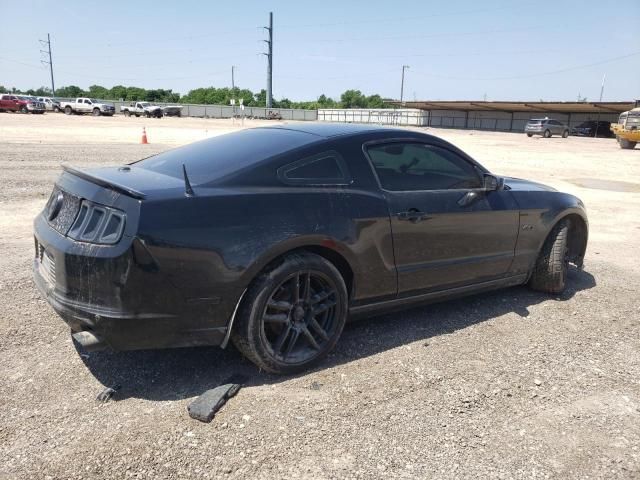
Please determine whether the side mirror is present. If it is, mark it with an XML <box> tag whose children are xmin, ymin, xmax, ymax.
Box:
<box><xmin>483</xmin><ymin>173</ymin><xmax>504</xmax><ymax>191</ymax></box>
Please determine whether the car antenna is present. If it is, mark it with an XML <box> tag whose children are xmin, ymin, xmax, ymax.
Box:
<box><xmin>182</xmin><ymin>164</ymin><xmax>195</xmax><ymax>197</ymax></box>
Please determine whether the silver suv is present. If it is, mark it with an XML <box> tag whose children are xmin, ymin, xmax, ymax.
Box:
<box><xmin>525</xmin><ymin>118</ymin><xmax>569</xmax><ymax>138</ymax></box>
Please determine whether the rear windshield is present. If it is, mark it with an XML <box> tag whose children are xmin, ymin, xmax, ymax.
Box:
<box><xmin>135</xmin><ymin>128</ymin><xmax>319</xmax><ymax>185</ymax></box>
<box><xmin>528</xmin><ymin>119</ymin><xmax>543</xmax><ymax>124</ymax></box>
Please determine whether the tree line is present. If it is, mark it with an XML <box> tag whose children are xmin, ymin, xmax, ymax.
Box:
<box><xmin>0</xmin><ymin>84</ymin><xmax>389</xmax><ymax>110</ymax></box>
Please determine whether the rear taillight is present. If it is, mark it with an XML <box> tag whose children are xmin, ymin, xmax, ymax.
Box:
<box><xmin>67</xmin><ymin>200</ymin><xmax>126</xmax><ymax>245</ymax></box>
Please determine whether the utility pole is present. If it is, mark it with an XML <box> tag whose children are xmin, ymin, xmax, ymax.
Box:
<box><xmin>262</xmin><ymin>12</ymin><xmax>273</xmax><ymax>109</ymax></box>
<box><xmin>231</xmin><ymin>65</ymin><xmax>236</xmax><ymax>90</ymax></box>
<box><xmin>400</xmin><ymin>65</ymin><xmax>409</xmax><ymax>104</ymax></box>
<box><xmin>594</xmin><ymin>74</ymin><xmax>606</xmax><ymax>138</ymax></box>
<box><xmin>39</xmin><ymin>33</ymin><xmax>55</xmax><ymax>96</ymax></box>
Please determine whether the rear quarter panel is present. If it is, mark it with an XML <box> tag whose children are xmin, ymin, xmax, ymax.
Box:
<box><xmin>137</xmin><ymin>186</ymin><xmax>397</xmax><ymax>323</ymax></box>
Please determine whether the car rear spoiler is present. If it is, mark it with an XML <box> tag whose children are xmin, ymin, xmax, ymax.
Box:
<box><xmin>62</xmin><ymin>165</ymin><xmax>146</xmax><ymax>200</ymax></box>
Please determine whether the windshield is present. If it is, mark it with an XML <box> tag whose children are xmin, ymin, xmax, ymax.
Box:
<box><xmin>135</xmin><ymin>128</ymin><xmax>319</xmax><ymax>186</ymax></box>
<box><xmin>139</xmin><ymin>102</ymin><xmax>149</xmax><ymax>107</ymax></box>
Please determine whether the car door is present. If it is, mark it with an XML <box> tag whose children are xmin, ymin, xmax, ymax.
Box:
<box><xmin>1</xmin><ymin>95</ymin><xmax>18</xmax><ymax>111</ymax></box>
<box><xmin>553</xmin><ymin>120</ymin><xmax>565</xmax><ymax>135</ymax></box>
<box><xmin>365</xmin><ymin>141</ymin><xmax>520</xmax><ymax>296</ymax></box>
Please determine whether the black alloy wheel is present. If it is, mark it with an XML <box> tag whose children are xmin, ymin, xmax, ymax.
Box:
<box><xmin>232</xmin><ymin>253</ymin><xmax>348</xmax><ymax>374</ymax></box>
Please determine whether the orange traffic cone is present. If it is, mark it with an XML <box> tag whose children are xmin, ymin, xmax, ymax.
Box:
<box><xmin>141</xmin><ymin>127</ymin><xmax>148</xmax><ymax>144</ymax></box>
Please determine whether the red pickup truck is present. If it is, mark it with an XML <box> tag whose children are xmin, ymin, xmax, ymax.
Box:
<box><xmin>0</xmin><ymin>94</ymin><xmax>46</xmax><ymax>113</ymax></box>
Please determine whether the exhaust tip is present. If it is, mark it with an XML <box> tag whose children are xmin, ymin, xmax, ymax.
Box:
<box><xmin>72</xmin><ymin>331</ymin><xmax>107</xmax><ymax>352</ymax></box>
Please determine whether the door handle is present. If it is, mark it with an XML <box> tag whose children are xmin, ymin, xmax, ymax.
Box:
<box><xmin>397</xmin><ymin>209</ymin><xmax>431</xmax><ymax>222</ymax></box>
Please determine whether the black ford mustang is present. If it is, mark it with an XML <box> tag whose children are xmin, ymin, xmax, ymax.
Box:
<box><xmin>33</xmin><ymin>123</ymin><xmax>588</xmax><ymax>374</ymax></box>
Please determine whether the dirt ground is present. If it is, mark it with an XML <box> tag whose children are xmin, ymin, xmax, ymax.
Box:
<box><xmin>1</xmin><ymin>113</ymin><xmax>639</xmax><ymax>479</ymax></box>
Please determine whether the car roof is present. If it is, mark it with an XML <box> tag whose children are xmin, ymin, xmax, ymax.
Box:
<box><xmin>257</xmin><ymin>122</ymin><xmax>398</xmax><ymax>138</ymax></box>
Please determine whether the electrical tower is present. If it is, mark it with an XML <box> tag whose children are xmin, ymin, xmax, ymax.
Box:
<box><xmin>39</xmin><ymin>33</ymin><xmax>55</xmax><ymax>96</ymax></box>
<box><xmin>262</xmin><ymin>12</ymin><xmax>273</xmax><ymax>108</ymax></box>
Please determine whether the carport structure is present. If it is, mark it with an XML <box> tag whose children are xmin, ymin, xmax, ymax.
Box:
<box><xmin>387</xmin><ymin>100</ymin><xmax>635</xmax><ymax>132</ymax></box>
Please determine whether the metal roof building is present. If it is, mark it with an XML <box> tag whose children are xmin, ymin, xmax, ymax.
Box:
<box><xmin>383</xmin><ymin>100</ymin><xmax>635</xmax><ymax>132</ymax></box>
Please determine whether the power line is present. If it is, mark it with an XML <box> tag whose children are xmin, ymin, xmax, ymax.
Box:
<box><xmin>409</xmin><ymin>50</ymin><xmax>640</xmax><ymax>81</ymax></box>
<box><xmin>276</xmin><ymin>4</ymin><xmax>525</xmax><ymax>29</ymax></box>
<box><xmin>277</xmin><ymin>25</ymin><xmax>547</xmax><ymax>45</ymax></box>
<box><xmin>302</xmin><ymin>46</ymin><xmax>612</xmax><ymax>60</ymax></box>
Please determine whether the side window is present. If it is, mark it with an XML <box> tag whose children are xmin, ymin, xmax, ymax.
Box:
<box><xmin>278</xmin><ymin>151</ymin><xmax>350</xmax><ymax>185</ymax></box>
<box><xmin>366</xmin><ymin>143</ymin><xmax>482</xmax><ymax>191</ymax></box>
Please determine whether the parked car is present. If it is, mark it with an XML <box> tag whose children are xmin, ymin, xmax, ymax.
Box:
<box><xmin>33</xmin><ymin>124</ymin><xmax>588</xmax><ymax>374</ymax></box>
<box><xmin>1</xmin><ymin>94</ymin><xmax>44</xmax><ymax>113</ymax></box>
<box><xmin>59</xmin><ymin>98</ymin><xmax>115</xmax><ymax>116</ymax></box>
<box><xmin>162</xmin><ymin>105</ymin><xmax>183</xmax><ymax>117</ymax></box>
<box><xmin>16</xmin><ymin>95</ymin><xmax>46</xmax><ymax>114</ymax></box>
<box><xmin>525</xmin><ymin>118</ymin><xmax>569</xmax><ymax>138</ymax></box>
<box><xmin>8</xmin><ymin>95</ymin><xmax>46</xmax><ymax>114</ymax></box>
<box><xmin>0</xmin><ymin>94</ymin><xmax>21</xmax><ymax>112</ymax></box>
<box><xmin>121</xmin><ymin>101</ymin><xmax>163</xmax><ymax>118</ymax></box>
<box><xmin>37</xmin><ymin>96</ymin><xmax>62</xmax><ymax>112</ymax></box>
<box><xmin>571</xmin><ymin>120</ymin><xmax>614</xmax><ymax>138</ymax></box>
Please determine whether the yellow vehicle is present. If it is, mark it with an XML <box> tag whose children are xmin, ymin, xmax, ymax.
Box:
<box><xmin>611</xmin><ymin>106</ymin><xmax>640</xmax><ymax>149</ymax></box>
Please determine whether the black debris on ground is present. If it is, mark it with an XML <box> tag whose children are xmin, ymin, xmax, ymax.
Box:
<box><xmin>187</xmin><ymin>383</ymin><xmax>242</xmax><ymax>423</ymax></box>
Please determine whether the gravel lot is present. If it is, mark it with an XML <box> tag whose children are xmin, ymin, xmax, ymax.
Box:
<box><xmin>1</xmin><ymin>113</ymin><xmax>639</xmax><ymax>479</ymax></box>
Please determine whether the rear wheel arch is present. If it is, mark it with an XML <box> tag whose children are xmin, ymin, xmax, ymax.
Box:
<box><xmin>245</xmin><ymin>244</ymin><xmax>355</xmax><ymax>300</ymax></box>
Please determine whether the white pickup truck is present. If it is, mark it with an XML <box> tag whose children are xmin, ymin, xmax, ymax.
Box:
<box><xmin>120</xmin><ymin>101</ymin><xmax>163</xmax><ymax>118</ymax></box>
<box><xmin>59</xmin><ymin>98</ymin><xmax>116</xmax><ymax>116</ymax></box>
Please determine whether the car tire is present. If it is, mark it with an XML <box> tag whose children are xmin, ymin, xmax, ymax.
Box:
<box><xmin>231</xmin><ymin>252</ymin><xmax>348</xmax><ymax>375</ymax></box>
<box><xmin>543</xmin><ymin>129</ymin><xmax>551</xmax><ymax>138</ymax></box>
<box><xmin>53</xmin><ymin>106</ymin><xmax>60</xmax><ymax>113</ymax></box>
<box><xmin>526</xmin><ymin>133</ymin><xmax>533</xmax><ymax>137</ymax></box>
<box><xmin>21</xmin><ymin>107</ymin><xmax>29</xmax><ymax>114</ymax></box>
<box><xmin>529</xmin><ymin>219</ymin><xmax>569</xmax><ymax>294</ymax></box>
<box><xmin>64</xmin><ymin>106</ymin><xmax>72</xmax><ymax>115</ymax></box>
<box><xmin>124</xmin><ymin>110</ymin><xmax>131</xmax><ymax>117</ymax></box>
<box><xmin>92</xmin><ymin>108</ymin><xmax>101</xmax><ymax>116</ymax></box>
<box><xmin>618</xmin><ymin>137</ymin><xmax>637</xmax><ymax>150</ymax></box>
<box><xmin>562</xmin><ymin>130</ymin><xmax>569</xmax><ymax>138</ymax></box>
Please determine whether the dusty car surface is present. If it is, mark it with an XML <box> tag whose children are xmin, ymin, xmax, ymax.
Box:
<box><xmin>33</xmin><ymin>123</ymin><xmax>588</xmax><ymax>374</ymax></box>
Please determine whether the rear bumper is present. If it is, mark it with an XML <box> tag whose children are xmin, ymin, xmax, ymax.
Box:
<box><xmin>33</xmin><ymin>261</ymin><xmax>198</xmax><ymax>350</ymax></box>
<box><xmin>33</xmin><ymin>211</ymin><xmax>229</xmax><ymax>351</ymax></box>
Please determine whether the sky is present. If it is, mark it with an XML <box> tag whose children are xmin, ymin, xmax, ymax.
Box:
<box><xmin>0</xmin><ymin>0</ymin><xmax>639</xmax><ymax>102</ymax></box>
